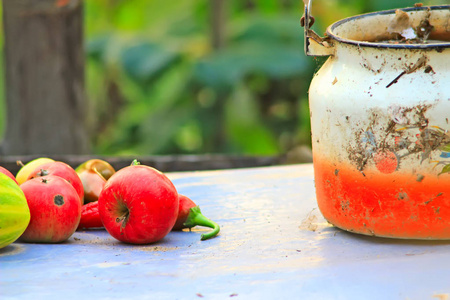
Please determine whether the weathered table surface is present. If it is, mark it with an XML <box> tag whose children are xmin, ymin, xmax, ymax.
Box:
<box><xmin>2</xmin><ymin>164</ymin><xmax>450</xmax><ymax>299</ymax></box>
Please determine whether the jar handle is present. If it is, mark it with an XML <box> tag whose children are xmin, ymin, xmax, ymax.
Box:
<box><xmin>301</xmin><ymin>0</ymin><xmax>334</xmax><ymax>56</ymax></box>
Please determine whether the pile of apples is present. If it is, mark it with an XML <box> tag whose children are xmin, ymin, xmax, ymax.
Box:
<box><xmin>0</xmin><ymin>158</ymin><xmax>219</xmax><ymax>249</ymax></box>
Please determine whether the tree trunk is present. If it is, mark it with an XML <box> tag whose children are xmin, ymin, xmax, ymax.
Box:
<box><xmin>211</xmin><ymin>0</ymin><xmax>226</xmax><ymax>50</ymax></box>
<box><xmin>1</xmin><ymin>0</ymin><xmax>89</xmax><ymax>155</ymax></box>
<box><xmin>210</xmin><ymin>0</ymin><xmax>228</xmax><ymax>151</ymax></box>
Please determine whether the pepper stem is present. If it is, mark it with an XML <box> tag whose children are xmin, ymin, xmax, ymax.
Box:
<box><xmin>131</xmin><ymin>159</ymin><xmax>140</xmax><ymax>166</ymax></box>
<box><xmin>183</xmin><ymin>206</ymin><xmax>220</xmax><ymax>241</ymax></box>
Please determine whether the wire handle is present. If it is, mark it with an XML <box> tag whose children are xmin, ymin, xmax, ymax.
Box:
<box><xmin>300</xmin><ymin>0</ymin><xmax>334</xmax><ymax>57</ymax></box>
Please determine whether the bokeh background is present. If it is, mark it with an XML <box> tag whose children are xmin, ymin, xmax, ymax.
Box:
<box><xmin>0</xmin><ymin>0</ymin><xmax>443</xmax><ymax>161</ymax></box>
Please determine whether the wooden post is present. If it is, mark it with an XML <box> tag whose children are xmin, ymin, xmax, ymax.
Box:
<box><xmin>1</xmin><ymin>0</ymin><xmax>89</xmax><ymax>155</ymax></box>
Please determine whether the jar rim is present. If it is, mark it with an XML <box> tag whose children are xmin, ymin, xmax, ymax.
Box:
<box><xmin>327</xmin><ymin>5</ymin><xmax>450</xmax><ymax>50</ymax></box>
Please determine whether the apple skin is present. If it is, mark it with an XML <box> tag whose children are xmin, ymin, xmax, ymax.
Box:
<box><xmin>75</xmin><ymin>159</ymin><xmax>115</xmax><ymax>203</ymax></box>
<box><xmin>98</xmin><ymin>165</ymin><xmax>179</xmax><ymax>244</ymax></box>
<box><xmin>27</xmin><ymin>161</ymin><xmax>84</xmax><ymax>205</ymax></box>
<box><xmin>16</xmin><ymin>157</ymin><xmax>54</xmax><ymax>185</ymax></box>
<box><xmin>0</xmin><ymin>166</ymin><xmax>19</xmax><ymax>185</ymax></box>
<box><xmin>19</xmin><ymin>175</ymin><xmax>81</xmax><ymax>243</ymax></box>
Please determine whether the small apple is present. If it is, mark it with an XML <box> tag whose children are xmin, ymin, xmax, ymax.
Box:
<box><xmin>0</xmin><ymin>173</ymin><xmax>30</xmax><ymax>249</ymax></box>
<box><xmin>0</xmin><ymin>166</ymin><xmax>19</xmax><ymax>185</ymax></box>
<box><xmin>16</xmin><ymin>157</ymin><xmax>54</xmax><ymax>185</ymax></box>
<box><xmin>19</xmin><ymin>175</ymin><xmax>81</xmax><ymax>243</ymax></box>
<box><xmin>98</xmin><ymin>161</ymin><xmax>178</xmax><ymax>244</ymax></box>
<box><xmin>27</xmin><ymin>161</ymin><xmax>84</xmax><ymax>205</ymax></box>
<box><xmin>75</xmin><ymin>159</ymin><xmax>115</xmax><ymax>203</ymax></box>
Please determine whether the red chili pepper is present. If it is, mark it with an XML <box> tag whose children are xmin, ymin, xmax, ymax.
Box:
<box><xmin>172</xmin><ymin>194</ymin><xmax>220</xmax><ymax>240</ymax></box>
<box><xmin>77</xmin><ymin>201</ymin><xmax>103</xmax><ymax>230</ymax></box>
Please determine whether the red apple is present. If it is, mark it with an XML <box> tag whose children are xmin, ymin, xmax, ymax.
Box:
<box><xmin>19</xmin><ymin>175</ymin><xmax>81</xmax><ymax>243</ymax></box>
<box><xmin>27</xmin><ymin>161</ymin><xmax>84</xmax><ymax>205</ymax></box>
<box><xmin>98</xmin><ymin>162</ymin><xmax>178</xmax><ymax>244</ymax></box>
<box><xmin>0</xmin><ymin>166</ymin><xmax>18</xmax><ymax>185</ymax></box>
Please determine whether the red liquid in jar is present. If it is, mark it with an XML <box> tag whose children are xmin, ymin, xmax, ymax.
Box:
<box><xmin>313</xmin><ymin>155</ymin><xmax>450</xmax><ymax>239</ymax></box>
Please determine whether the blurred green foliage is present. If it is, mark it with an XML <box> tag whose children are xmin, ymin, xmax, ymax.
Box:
<box><xmin>0</xmin><ymin>0</ymin><xmax>443</xmax><ymax>156</ymax></box>
<box><xmin>85</xmin><ymin>0</ymin><xmax>313</xmax><ymax>156</ymax></box>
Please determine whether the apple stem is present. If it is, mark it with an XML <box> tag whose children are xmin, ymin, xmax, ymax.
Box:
<box><xmin>116</xmin><ymin>211</ymin><xmax>129</xmax><ymax>229</ymax></box>
<box><xmin>16</xmin><ymin>160</ymin><xmax>25</xmax><ymax>167</ymax></box>
<box><xmin>183</xmin><ymin>206</ymin><xmax>220</xmax><ymax>241</ymax></box>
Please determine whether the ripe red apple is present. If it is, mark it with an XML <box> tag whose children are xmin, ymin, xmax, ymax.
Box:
<box><xmin>19</xmin><ymin>175</ymin><xmax>81</xmax><ymax>243</ymax></box>
<box><xmin>98</xmin><ymin>163</ymin><xmax>178</xmax><ymax>244</ymax></box>
<box><xmin>27</xmin><ymin>161</ymin><xmax>84</xmax><ymax>205</ymax></box>
<box><xmin>0</xmin><ymin>166</ymin><xmax>18</xmax><ymax>184</ymax></box>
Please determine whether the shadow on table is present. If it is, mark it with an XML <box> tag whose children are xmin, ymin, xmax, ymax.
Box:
<box><xmin>335</xmin><ymin>229</ymin><xmax>450</xmax><ymax>246</ymax></box>
<box><xmin>0</xmin><ymin>243</ymin><xmax>25</xmax><ymax>256</ymax></box>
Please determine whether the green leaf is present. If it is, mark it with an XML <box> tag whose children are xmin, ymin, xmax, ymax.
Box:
<box><xmin>120</xmin><ymin>43</ymin><xmax>180</xmax><ymax>84</ymax></box>
<box><xmin>140</xmin><ymin>103</ymin><xmax>197</xmax><ymax>154</ymax></box>
<box><xmin>232</xmin><ymin>16</ymin><xmax>303</xmax><ymax>46</ymax></box>
<box><xmin>194</xmin><ymin>42</ymin><xmax>309</xmax><ymax>91</ymax></box>
<box><xmin>86</xmin><ymin>34</ymin><xmax>112</xmax><ymax>63</ymax></box>
<box><xmin>224</xmin><ymin>85</ymin><xmax>279</xmax><ymax>155</ymax></box>
<box><xmin>439</xmin><ymin>164</ymin><xmax>450</xmax><ymax>175</ymax></box>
